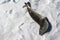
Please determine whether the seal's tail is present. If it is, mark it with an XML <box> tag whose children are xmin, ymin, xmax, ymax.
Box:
<box><xmin>23</xmin><ymin>2</ymin><xmax>31</xmax><ymax>8</ymax></box>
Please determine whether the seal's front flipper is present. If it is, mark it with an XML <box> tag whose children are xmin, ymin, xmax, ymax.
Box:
<box><xmin>39</xmin><ymin>17</ymin><xmax>52</xmax><ymax>35</ymax></box>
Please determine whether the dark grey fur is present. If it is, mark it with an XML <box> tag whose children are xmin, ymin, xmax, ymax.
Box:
<box><xmin>23</xmin><ymin>2</ymin><xmax>52</xmax><ymax>35</ymax></box>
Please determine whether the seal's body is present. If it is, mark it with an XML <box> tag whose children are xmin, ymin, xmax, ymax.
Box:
<box><xmin>23</xmin><ymin>2</ymin><xmax>52</xmax><ymax>35</ymax></box>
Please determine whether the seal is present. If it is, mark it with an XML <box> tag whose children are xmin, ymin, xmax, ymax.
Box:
<box><xmin>23</xmin><ymin>2</ymin><xmax>52</xmax><ymax>35</ymax></box>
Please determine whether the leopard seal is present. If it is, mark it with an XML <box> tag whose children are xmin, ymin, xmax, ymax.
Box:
<box><xmin>23</xmin><ymin>2</ymin><xmax>52</xmax><ymax>35</ymax></box>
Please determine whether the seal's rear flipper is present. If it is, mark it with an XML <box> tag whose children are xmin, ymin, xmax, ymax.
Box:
<box><xmin>23</xmin><ymin>2</ymin><xmax>31</xmax><ymax>8</ymax></box>
<box><xmin>27</xmin><ymin>2</ymin><xmax>31</xmax><ymax>7</ymax></box>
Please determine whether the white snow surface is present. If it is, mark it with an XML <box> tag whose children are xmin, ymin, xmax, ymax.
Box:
<box><xmin>0</xmin><ymin>0</ymin><xmax>59</xmax><ymax>40</ymax></box>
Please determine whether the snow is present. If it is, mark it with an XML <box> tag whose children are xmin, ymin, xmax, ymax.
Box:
<box><xmin>0</xmin><ymin>0</ymin><xmax>59</xmax><ymax>40</ymax></box>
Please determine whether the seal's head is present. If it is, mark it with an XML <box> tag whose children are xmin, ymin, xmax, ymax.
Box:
<box><xmin>39</xmin><ymin>17</ymin><xmax>52</xmax><ymax>35</ymax></box>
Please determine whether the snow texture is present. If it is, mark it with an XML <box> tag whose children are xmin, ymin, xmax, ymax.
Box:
<box><xmin>0</xmin><ymin>0</ymin><xmax>59</xmax><ymax>40</ymax></box>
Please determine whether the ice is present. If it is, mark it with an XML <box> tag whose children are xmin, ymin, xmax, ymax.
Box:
<box><xmin>0</xmin><ymin>0</ymin><xmax>59</xmax><ymax>40</ymax></box>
